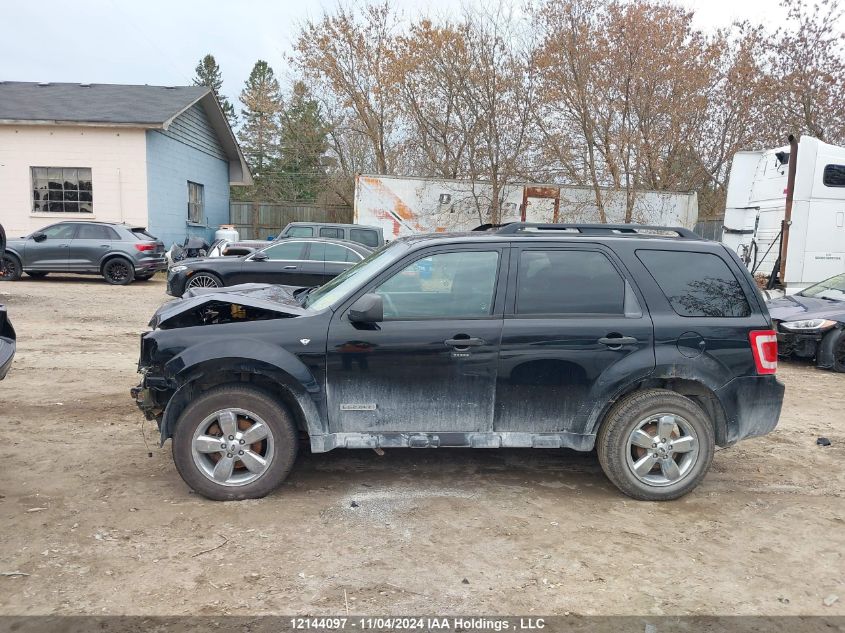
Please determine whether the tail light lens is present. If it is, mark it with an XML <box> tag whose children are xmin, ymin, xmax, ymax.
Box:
<box><xmin>749</xmin><ymin>330</ymin><xmax>778</xmax><ymax>374</ymax></box>
<box><xmin>134</xmin><ymin>243</ymin><xmax>155</xmax><ymax>252</ymax></box>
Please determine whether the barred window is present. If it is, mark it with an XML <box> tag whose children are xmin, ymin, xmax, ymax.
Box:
<box><xmin>31</xmin><ymin>167</ymin><xmax>93</xmax><ymax>213</ymax></box>
<box><xmin>188</xmin><ymin>181</ymin><xmax>204</xmax><ymax>224</ymax></box>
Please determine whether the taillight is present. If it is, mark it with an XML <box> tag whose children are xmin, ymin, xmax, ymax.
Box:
<box><xmin>134</xmin><ymin>243</ymin><xmax>155</xmax><ymax>252</ymax></box>
<box><xmin>749</xmin><ymin>330</ymin><xmax>778</xmax><ymax>374</ymax></box>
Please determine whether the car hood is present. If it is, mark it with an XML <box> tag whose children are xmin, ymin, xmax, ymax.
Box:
<box><xmin>149</xmin><ymin>283</ymin><xmax>307</xmax><ymax>328</ymax></box>
<box><xmin>766</xmin><ymin>294</ymin><xmax>845</xmax><ymax>323</ymax></box>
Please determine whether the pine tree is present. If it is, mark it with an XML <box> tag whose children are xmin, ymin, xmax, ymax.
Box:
<box><xmin>192</xmin><ymin>54</ymin><xmax>237</xmax><ymax>128</ymax></box>
<box><xmin>237</xmin><ymin>60</ymin><xmax>282</xmax><ymax>200</ymax></box>
<box><xmin>278</xmin><ymin>82</ymin><xmax>329</xmax><ymax>201</ymax></box>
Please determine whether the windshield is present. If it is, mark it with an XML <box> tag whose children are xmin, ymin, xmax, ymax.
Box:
<box><xmin>799</xmin><ymin>273</ymin><xmax>845</xmax><ymax>301</ymax></box>
<box><xmin>304</xmin><ymin>241</ymin><xmax>409</xmax><ymax>310</ymax></box>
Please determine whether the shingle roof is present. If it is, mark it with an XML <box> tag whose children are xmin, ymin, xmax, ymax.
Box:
<box><xmin>0</xmin><ymin>81</ymin><xmax>209</xmax><ymax>125</ymax></box>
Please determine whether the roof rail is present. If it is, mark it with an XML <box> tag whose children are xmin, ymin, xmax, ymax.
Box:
<box><xmin>496</xmin><ymin>222</ymin><xmax>700</xmax><ymax>239</ymax></box>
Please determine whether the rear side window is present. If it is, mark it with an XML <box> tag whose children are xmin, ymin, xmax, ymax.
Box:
<box><xmin>76</xmin><ymin>224</ymin><xmax>117</xmax><ymax>240</ymax></box>
<box><xmin>516</xmin><ymin>250</ymin><xmax>624</xmax><ymax>314</ymax></box>
<box><xmin>637</xmin><ymin>250</ymin><xmax>751</xmax><ymax>317</ymax></box>
<box><xmin>286</xmin><ymin>226</ymin><xmax>313</xmax><ymax>237</ymax></box>
<box><xmin>350</xmin><ymin>228</ymin><xmax>379</xmax><ymax>247</ymax></box>
<box><xmin>319</xmin><ymin>227</ymin><xmax>343</xmax><ymax>238</ymax></box>
<box><xmin>823</xmin><ymin>164</ymin><xmax>845</xmax><ymax>187</ymax></box>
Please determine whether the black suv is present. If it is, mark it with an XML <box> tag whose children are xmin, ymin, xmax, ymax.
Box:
<box><xmin>131</xmin><ymin>224</ymin><xmax>784</xmax><ymax>501</ymax></box>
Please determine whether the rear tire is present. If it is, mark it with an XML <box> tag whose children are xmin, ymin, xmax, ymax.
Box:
<box><xmin>596</xmin><ymin>389</ymin><xmax>715</xmax><ymax>501</ymax></box>
<box><xmin>25</xmin><ymin>271</ymin><xmax>48</xmax><ymax>278</ymax></box>
<box><xmin>102</xmin><ymin>258</ymin><xmax>135</xmax><ymax>285</ymax></box>
<box><xmin>171</xmin><ymin>384</ymin><xmax>298</xmax><ymax>501</ymax></box>
<box><xmin>0</xmin><ymin>255</ymin><xmax>22</xmax><ymax>281</ymax></box>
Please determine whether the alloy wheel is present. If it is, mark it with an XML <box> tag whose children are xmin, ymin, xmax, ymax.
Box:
<box><xmin>186</xmin><ymin>274</ymin><xmax>220</xmax><ymax>289</ymax></box>
<box><xmin>625</xmin><ymin>413</ymin><xmax>700</xmax><ymax>487</ymax></box>
<box><xmin>190</xmin><ymin>408</ymin><xmax>275</xmax><ymax>487</ymax></box>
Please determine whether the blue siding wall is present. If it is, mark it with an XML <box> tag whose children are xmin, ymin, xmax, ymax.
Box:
<box><xmin>145</xmin><ymin>103</ymin><xmax>230</xmax><ymax>247</ymax></box>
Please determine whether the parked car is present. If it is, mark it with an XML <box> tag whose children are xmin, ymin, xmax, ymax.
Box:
<box><xmin>767</xmin><ymin>272</ymin><xmax>845</xmax><ymax>372</ymax></box>
<box><xmin>278</xmin><ymin>222</ymin><xmax>384</xmax><ymax>249</ymax></box>
<box><xmin>166</xmin><ymin>237</ymin><xmax>373</xmax><ymax>296</ymax></box>
<box><xmin>131</xmin><ymin>223</ymin><xmax>784</xmax><ymax>502</ymax></box>
<box><xmin>0</xmin><ymin>222</ymin><xmax>15</xmax><ymax>380</ymax></box>
<box><xmin>2</xmin><ymin>221</ymin><xmax>167</xmax><ymax>285</ymax></box>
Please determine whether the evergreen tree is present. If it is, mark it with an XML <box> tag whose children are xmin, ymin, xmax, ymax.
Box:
<box><xmin>278</xmin><ymin>81</ymin><xmax>329</xmax><ymax>201</ymax></box>
<box><xmin>237</xmin><ymin>60</ymin><xmax>282</xmax><ymax>201</ymax></box>
<box><xmin>192</xmin><ymin>54</ymin><xmax>237</xmax><ymax>128</ymax></box>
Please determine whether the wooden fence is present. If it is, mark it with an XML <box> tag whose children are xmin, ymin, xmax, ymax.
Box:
<box><xmin>229</xmin><ymin>202</ymin><xmax>353</xmax><ymax>240</ymax></box>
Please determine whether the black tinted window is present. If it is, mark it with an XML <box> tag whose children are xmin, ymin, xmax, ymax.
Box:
<box><xmin>516</xmin><ymin>250</ymin><xmax>624</xmax><ymax>314</ymax></box>
<box><xmin>350</xmin><ymin>229</ymin><xmax>379</xmax><ymax>247</ymax></box>
<box><xmin>823</xmin><ymin>164</ymin><xmax>845</xmax><ymax>187</ymax></box>
<box><xmin>637</xmin><ymin>250</ymin><xmax>751</xmax><ymax>317</ymax></box>
<box><xmin>319</xmin><ymin>227</ymin><xmax>342</xmax><ymax>238</ymax></box>
<box><xmin>76</xmin><ymin>224</ymin><xmax>116</xmax><ymax>240</ymax></box>
<box><xmin>261</xmin><ymin>242</ymin><xmax>306</xmax><ymax>260</ymax></box>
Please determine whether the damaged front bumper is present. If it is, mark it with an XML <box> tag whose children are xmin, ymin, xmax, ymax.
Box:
<box><xmin>130</xmin><ymin>370</ymin><xmax>172</xmax><ymax>422</ymax></box>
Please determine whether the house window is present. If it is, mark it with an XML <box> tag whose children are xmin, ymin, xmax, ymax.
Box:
<box><xmin>31</xmin><ymin>167</ymin><xmax>93</xmax><ymax>213</ymax></box>
<box><xmin>188</xmin><ymin>181</ymin><xmax>204</xmax><ymax>224</ymax></box>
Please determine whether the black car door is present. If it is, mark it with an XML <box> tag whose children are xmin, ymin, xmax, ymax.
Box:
<box><xmin>235</xmin><ymin>241</ymin><xmax>312</xmax><ymax>286</ymax></box>
<box><xmin>495</xmin><ymin>244</ymin><xmax>655</xmax><ymax>435</ymax></box>
<box><xmin>325</xmin><ymin>245</ymin><xmax>508</xmax><ymax>434</ymax></box>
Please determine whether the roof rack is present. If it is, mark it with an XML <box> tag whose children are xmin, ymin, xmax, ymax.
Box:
<box><xmin>495</xmin><ymin>222</ymin><xmax>700</xmax><ymax>239</ymax></box>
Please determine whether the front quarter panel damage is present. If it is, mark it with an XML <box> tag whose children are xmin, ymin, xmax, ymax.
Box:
<box><xmin>133</xmin><ymin>285</ymin><xmax>331</xmax><ymax>445</ymax></box>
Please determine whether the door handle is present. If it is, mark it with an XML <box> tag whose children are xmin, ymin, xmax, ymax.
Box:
<box><xmin>445</xmin><ymin>337</ymin><xmax>485</xmax><ymax>348</ymax></box>
<box><xmin>283</xmin><ymin>265</ymin><xmax>298</xmax><ymax>270</ymax></box>
<box><xmin>598</xmin><ymin>335</ymin><xmax>638</xmax><ymax>347</ymax></box>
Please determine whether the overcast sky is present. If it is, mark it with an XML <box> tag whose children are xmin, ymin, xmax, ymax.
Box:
<box><xmin>0</xmin><ymin>0</ymin><xmax>815</xmax><ymax>111</ymax></box>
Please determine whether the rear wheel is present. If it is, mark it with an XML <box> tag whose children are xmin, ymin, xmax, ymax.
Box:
<box><xmin>185</xmin><ymin>272</ymin><xmax>222</xmax><ymax>290</ymax></box>
<box><xmin>25</xmin><ymin>271</ymin><xmax>48</xmax><ymax>278</ymax></box>
<box><xmin>171</xmin><ymin>385</ymin><xmax>298</xmax><ymax>501</ymax></box>
<box><xmin>0</xmin><ymin>255</ymin><xmax>22</xmax><ymax>281</ymax></box>
<box><xmin>102</xmin><ymin>258</ymin><xmax>135</xmax><ymax>285</ymax></box>
<box><xmin>597</xmin><ymin>389</ymin><xmax>715</xmax><ymax>501</ymax></box>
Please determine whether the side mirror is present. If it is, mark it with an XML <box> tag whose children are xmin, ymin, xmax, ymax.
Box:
<box><xmin>32</xmin><ymin>232</ymin><xmax>46</xmax><ymax>242</ymax></box>
<box><xmin>348</xmin><ymin>293</ymin><xmax>383</xmax><ymax>324</ymax></box>
<box><xmin>251</xmin><ymin>251</ymin><xmax>269</xmax><ymax>262</ymax></box>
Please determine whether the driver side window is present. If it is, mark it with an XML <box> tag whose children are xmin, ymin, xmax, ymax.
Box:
<box><xmin>374</xmin><ymin>250</ymin><xmax>499</xmax><ymax>319</ymax></box>
<box><xmin>41</xmin><ymin>224</ymin><xmax>77</xmax><ymax>239</ymax></box>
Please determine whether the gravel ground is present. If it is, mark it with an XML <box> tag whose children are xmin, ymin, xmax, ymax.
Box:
<box><xmin>0</xmin><ymin>274</ymin><xmax>843</xmax><ymax>616</ymax></box>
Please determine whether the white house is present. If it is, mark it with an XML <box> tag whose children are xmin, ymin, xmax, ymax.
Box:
<box><xmin>0</xmin><ymin>81</ymin><xmax>251</xmax><ymax>247</ymax></box>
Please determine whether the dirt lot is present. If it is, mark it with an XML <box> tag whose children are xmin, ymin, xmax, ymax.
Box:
<box><xmin>0</xmin><ymin>274</ymin><xmax>843</xmax><ymax>616</ymax></box>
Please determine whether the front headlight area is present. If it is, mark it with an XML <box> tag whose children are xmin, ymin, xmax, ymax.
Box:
<box><xmin>170</xmin><ymin>265</ymin><xmax>188</xmax><ymax>273</ymax></box>
<box><xmin>780</xmin><ymin>318</ymin><xmax>838</xmax><ymax>333</ymax></box>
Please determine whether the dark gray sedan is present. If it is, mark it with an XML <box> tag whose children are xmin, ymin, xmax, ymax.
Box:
<box><xmin>767</xmin><ymin>272</ymin><xmax>845</xmax><ymax>372</ymax></box>
<box><xmin>166</xmin><ymin>237</ymin><xmax>373</xmax><ymax>296</ymax></box>
<box><xmin>1</xmin><ymin>221</ymin><xmax>167</xmax><ymax>285</ymax></box>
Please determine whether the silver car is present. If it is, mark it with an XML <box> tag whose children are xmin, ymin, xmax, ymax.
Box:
<box><xmin>1</xmin><ymin>221</ymin><xmax>167</xmax><ymax>285</ymax></box>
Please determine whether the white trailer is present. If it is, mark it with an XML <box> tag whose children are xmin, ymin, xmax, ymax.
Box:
<box><xmin>722</xmin><ymin>135</ymin><xmax>845</xmax><ymax>294</ymax></box>
<box><xmin>354</xmin><ymin>175</ymin><xmax>699</xmax><ymax>240</ymax></box>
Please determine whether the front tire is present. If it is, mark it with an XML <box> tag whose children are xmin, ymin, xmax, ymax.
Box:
<box><xmin>171</xmin><ymin>385</ymin><xmax>298</xmax><ymax>501</ymax></box>
<box><xmin>596</xmin><ymin>389</ymin><xmax>715</xmax><ymax>501</ymax></box>
<box><xmin>1</xmin><ymin>255</ymin><xmax>22</xmax><ymax>281</ymax></box>
<box><xmin>102</xmin><ymin>258</ymin><xmax>135</xmax><ymax>285</ymax></box>
<box><xmin>822</xmin><ymin>328</ymin><xmax>845</xmax><ymax>373</ymax></box>
<box><xmin>185</xmin><ymin>272</ymin><xmax>222</xmax><ymax>290</ymax></box>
